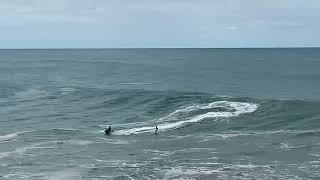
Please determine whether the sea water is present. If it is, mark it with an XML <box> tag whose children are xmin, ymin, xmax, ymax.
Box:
<box><xmin>0</xmin><ymin>48</ymin><xmax>320</xmax><ymax>179</ymax></box>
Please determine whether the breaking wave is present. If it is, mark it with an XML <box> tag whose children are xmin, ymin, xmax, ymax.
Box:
<box><xmin>0</xmin><ymin>133</ymin><xmax>18</xmax><ymax>143</ymax></box>
<box><xmin>113</xmin><ymin>101</ymin><xmax>258</xmax><ymax>135</ymax></box>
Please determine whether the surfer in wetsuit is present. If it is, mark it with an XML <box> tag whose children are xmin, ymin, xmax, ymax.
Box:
<box><xmin>155</xmin><ymin>126</ymin><xmax>158</xmax><ymax>135</ymax></box>
<box><xmin>105</xmin><ymin>126</ymin><xmax>112</xmax><ymax>135</ymax></box>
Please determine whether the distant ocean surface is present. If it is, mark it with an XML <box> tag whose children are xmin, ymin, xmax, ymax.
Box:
<box><xmin>0</xmin><ymin>48</ymin><xmax>320</xmax><ymax>180</ymax></box>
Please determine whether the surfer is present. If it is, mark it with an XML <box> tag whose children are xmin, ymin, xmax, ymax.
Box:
<box><xmin>105</xmin><ymin>126</ymin><xmax>112</xmax><ymax>135</ymax></box>
<box><xmin>155</xmin><ymin>126</ymin><xmax>158</xmax><ymax>135</ymax></box>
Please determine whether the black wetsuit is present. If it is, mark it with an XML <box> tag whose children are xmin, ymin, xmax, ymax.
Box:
<box><xmin>105</xmin><ymin>127</ymin><xmax>111</xmax><ymax>135</ymax></box>
<box><xmin>155</xmin><ymin>126</ymin><xmax>158</xmax><ymax>134</ymax></box>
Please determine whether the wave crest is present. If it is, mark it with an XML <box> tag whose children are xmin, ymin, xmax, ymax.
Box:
<box><xmin>113</xmin><ymin>101</ymin><xmax>258</xmax><ymax>135</ymax></box>
<box><xmin>0</xmin><ymin>133</ymin><xmax>18</xmax><ymax>142</ymax></box>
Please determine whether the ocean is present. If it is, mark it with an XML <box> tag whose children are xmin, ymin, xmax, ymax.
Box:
<box><xmin>0</xmin><ymin>48</ymin><xmax>320</xmax><ymax>179</ymax></box>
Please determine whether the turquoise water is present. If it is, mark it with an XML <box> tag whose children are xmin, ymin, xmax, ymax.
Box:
<box><xmin>0</xmin><ymin>48</ymin><xmax>320</xmax><ymax>179</ymax></box>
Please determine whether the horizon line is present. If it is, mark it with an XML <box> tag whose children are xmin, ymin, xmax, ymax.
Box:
<box><xmin>1</xmin><ymin>47</ymin><xmax>320</xmax><ymax>50</ymax></box>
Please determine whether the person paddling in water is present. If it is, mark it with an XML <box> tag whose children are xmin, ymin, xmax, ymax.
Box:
<box><xmin>105</xmin><ymin>126</ymin><xmax>112</xmax><ymax>135</ymax></box>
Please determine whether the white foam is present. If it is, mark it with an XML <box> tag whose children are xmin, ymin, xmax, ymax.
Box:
<box><xmin>0</xmin><ymin>133</ymin><xmax>18</xmax><ymax>142</ymax></box>
<box><xmin>163</xmin><ymin>166</ymin><xmax>220</xmax><ymax>179</ymax></box>
<box><xmin>14</xmin><ymin>89</ymin><xmax>48</xmax><ymax>100</ymax></box>
<box><xmin>59</xmin><ymin>87</ymin><xmax>76</xmax><ymax>92</ymax></box>
<box><xmin>0</xmin><ymin>141</ymin><xmax>56</xmax><ymax>159</ymax></box>
<box><xmin>114</xmin><ymin>126</ymin><xmax>156</xmax><ymax>135</ymax></box>
<box><xmin>279</xmin><ymin>142</ymin><xmax>306</xmax><ymax>150</ymax></box>
<box><xmin>47</xmin><ymin>169</ymin><xmax>82</xmax><ymax>180</ymax></box>
<box><xmin>310</xmin><ymin>153</ymin><xmax>320</xmax><ymax>157</ymax></box>
<box><xmin>113</xmin><ymin>101</ymin><xmax>258</xmax><ymax>135</ymax></box>
<box><xmin>59</xmin><ymin>87</ymin><xmax>77</xmax><ymax>95</ymax></box>
<box><xmin>67</xmin><ymin>140</ymin><xmax>93</xmax><ymax>146</ymax></box>
<box><xmin>0</xmin><ymin>149</ymin><xmax>25</xmax><ymax>160</ymax></box>
<box><xmin>144</xmin><ymin>149</ymin><xmax>176</xmax><ymax>156</ymax></box>
<box><xmin>234</xmin><ymin>164</ymin><xmax>264</xmax><ymax>169</ymax></box>
<box><xmin>3</xmin><ymin>172</ymin><xmax>32</xmax><ymax>179</ymax></box>
<box><xmin>0</xmin><ymin>152</ymin><xmax>10</xmax><ymax>159</ymax></box>
<box><xmin>280</xmin><ymin>143</ymin><xmax>290</xmax><ymax>149</ymax></box>
<box><xmin>198</xmin><ymin>132</ymin><xmax>252</xmax><ymax>141</ymax></box>
<box><xmin>119</xmin><ymin>82</ymin><xmax>152</xmax><ymax>85</ymax></box>
<box><xmin>109</xmin><ymin>139</ymin><xmax>131</xmax><ymax>144</ymax></box>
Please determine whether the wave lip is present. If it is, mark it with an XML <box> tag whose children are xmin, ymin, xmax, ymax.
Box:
<box><xmin>0</xmin><ymin>133</ymin><xmax>18</xmax><ymax>142</ymax></box>
<box><xmin>113</xmin><ymin>101</ymin><xmax>259</xmax><ymax>135</ymax></box>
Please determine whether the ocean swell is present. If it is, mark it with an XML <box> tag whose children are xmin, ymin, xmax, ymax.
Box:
<box><xmin>113</xmin><ymin>101</ymin><xmax>258</xmax><ymax>135</ymax></box>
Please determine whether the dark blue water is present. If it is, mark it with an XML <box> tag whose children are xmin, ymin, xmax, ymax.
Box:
<box><xmin>0</xmin><ymin>48</ymin><xmax>320</xmax><ymax>179</ymax></box>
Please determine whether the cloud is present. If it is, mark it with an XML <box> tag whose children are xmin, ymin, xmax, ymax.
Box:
<box><xmin>0</xmin><ymin>0</ymin><xmax>319</xmax><ymax>48</ymax></box>
<box><xmin>226</xmin><ymin>26</ymin><xmax>238</xmax><ymax>31</ymax></box>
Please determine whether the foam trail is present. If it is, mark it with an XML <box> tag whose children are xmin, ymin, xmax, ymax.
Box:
<box><xmin>0</xmin><ymin>133</ymin><xmax>18</xmax><ymax>142</ymax></box>
<box><xmin>113</xmin><ymin>101</ymin><xmax>258</xmax><ymax>135</ymax></box>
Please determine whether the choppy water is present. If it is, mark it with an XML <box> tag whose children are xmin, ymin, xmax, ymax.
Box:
<box><xmin>1</xmin><ymin>48</ymin><xmax>320</xmax><ymax>179</ymax></box>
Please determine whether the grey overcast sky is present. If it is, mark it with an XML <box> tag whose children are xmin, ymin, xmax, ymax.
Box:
<box><xmin>0</xmin><ymin>0</ymin><xmax>319</xmax><ymax>48</ymax></box>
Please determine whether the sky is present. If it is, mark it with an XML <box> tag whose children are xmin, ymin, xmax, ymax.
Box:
<box><xmin>0</xmin><ymin>0</ymin><xmax>320</xmax><ymax>48</ymax></box>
